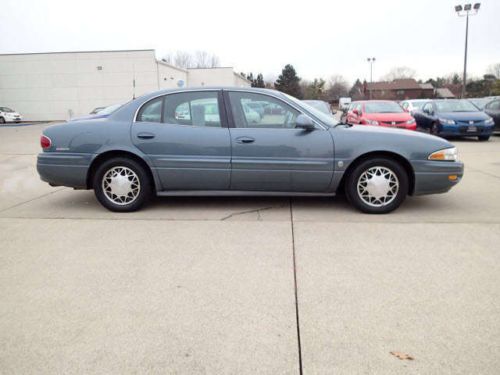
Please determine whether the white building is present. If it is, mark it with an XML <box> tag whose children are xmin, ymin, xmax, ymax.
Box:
<box><xmin>0</xmin><ymin>49</ymin><xmax>249</xmax><ymax>121</ymax></box>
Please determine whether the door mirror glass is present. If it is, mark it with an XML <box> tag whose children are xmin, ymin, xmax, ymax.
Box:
<box><xmin>295</xmin><ymin>114</ymin><xmax>315</xmax><ymax>130</ymax></box>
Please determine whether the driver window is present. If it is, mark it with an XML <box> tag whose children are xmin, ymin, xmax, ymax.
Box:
<box><xmin>423</xmin><ymin>103</ymin><xmax>432</xmax><ymax>113</ymax></box>
<box><xmin>228</xmin><ymin>92</ymin><xmax>299</xmax><ymax>129</ymax></box>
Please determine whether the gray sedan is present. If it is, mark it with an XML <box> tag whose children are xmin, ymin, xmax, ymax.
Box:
<box><xmin>37</xmin><ymin>88</ymin><xmax>464</xmax><ymax>214</ymax></box>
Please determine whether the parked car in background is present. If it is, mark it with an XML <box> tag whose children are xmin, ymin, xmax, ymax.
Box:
<box><xmin>339</xmin><ymin>97</ymin><xmax>351</xmax><ymax>111</ymax></box>
<box><xmin>468</xmin><ymin>97</ymin><xmax>491</xmax><ymax>111</ymax></box>
<box><xmin>483</xmin><ymin>98</ymin><xmax>500</xmax><ymax>133</ymax></box>
<box><xmin>345</xmin><ymin>100</ymin><xmax>417</xmax><ymax>130</ymax></box>
<box><xmin>0</xmin><ymin>107</ymin><xmax>22</xmax><ymax>124</ymax></box>
<box><xmin>70</xmin><ymin>104</ymin><xmax>123</xmax><ymax>122</ymax></box>
<box><xmin>302</xmin><ymin>100</ymin><xmax>335</xmax><ymax>116</ymax></box>
<box><xmin>413</xmin><ymin>99</ymin><xmax>495</xmax><ymax>141</ymax></box>
<box><xmin>400</xmin><ymin>99</ymin><xmax>428</xmax><ymax>115</ymax></box>
<box><xmin>37</xmin><ymin>87</ymin><xmax>463</xmax><ymax>215</ymax></box>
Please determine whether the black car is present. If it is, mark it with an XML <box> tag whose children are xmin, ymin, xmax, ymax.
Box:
<box><xmin>483</xmin><ymin>98</ymin><xmax>500</xmax><ymax>133</ymax></box>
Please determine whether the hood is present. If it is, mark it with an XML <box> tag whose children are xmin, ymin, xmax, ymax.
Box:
<box><xmin>364</xmin><ymin>112</ymin><xmax>413</xmax><ymax>121</ymax></box>
<box><xmin>437</xmin><ymin>111</ymin><xmax>490</xmax><ymax>121</ymax></box>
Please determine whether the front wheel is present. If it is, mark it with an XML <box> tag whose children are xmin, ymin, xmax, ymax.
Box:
<box><xmin>478</xmin><ymin>135</ymin><xmax>490</xmax><ymax>141</ymax></box>
<box><xmin>345</xmin><ymin>158</ymin><xmax>409</xmax><ymax>214</ymax></box>
<box><xmin>430</xmin><ymin>122</ymin><xmax>440</xmax><ymax>136</ymax></box>
<box><xmin>93</xmin><ymin>157</ymin><xmax>152</xmax><ymax>212</ymax></box>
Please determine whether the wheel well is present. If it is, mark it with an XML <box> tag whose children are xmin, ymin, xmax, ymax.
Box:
<box><xmin>86</xmin><ymin>150</ymin><xmax>156</xmax><ymax>191</ymax></box>
<box><xmin>339</xmin><ymin>151</ymin><xmax>415</xmax><ymax>195</ymax></box>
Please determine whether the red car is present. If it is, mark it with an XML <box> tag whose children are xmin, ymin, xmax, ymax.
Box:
<box><xmin>345</xmin><ymin>100</ymin><xmax>417</xmax><ymax>130</ymax></box>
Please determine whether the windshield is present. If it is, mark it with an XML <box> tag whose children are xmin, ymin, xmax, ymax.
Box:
<box><xmin>468</xmin><ymin>98</ymin><xmax>489</xmax><ymax>110</ymax></box>
<box><xmin>411</xmin><ymin>101</ymin><xmax>425</xmax><ymax>109</ymax></box>
<box><xmin>435</xmin><ymin>100</ymin><xmax>479</xmax><ymax>112</ymax></box>
<box><xmin>99</xmin><ymin>104</ymin><xmax>122</xmax><ymax>115</ymax></box>
<box><xmin>284</xmin><ymin>94</ymin><xmax>338</xmax><ymax>127</ymax></box>
<box><xmin>0</xmin><ymin>107</ymin><xmax>14</xmax><ymax>112</ymax></box>
<box><xmin>302</xmin><ymin>100</ymin><xmax>331</xmax><ymax>115</ymax></box>
<box><xmin>365</xmin><ymin>102</ymin><xmax>404</xmax><ymax>113</ymax></box>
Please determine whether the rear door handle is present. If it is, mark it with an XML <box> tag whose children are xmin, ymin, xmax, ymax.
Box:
<box><xmin>236</xmin><ymin>136</ymin><xmax>255</xmax><ymax>144</ymax></box>
<box><xmin>137</xmin><ymin>132</ymin><xmax>155</xmax><ymax>140</ymax></box>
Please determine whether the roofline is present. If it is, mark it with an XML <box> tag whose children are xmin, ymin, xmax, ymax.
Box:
<box><xmin>156</xmin><ymin>60</ymin><xmax>188</xmax><ymax>73</ymax></box>
<box><xmin>0</xmin><ymin>49</ymin><xmax>156</xmax><ymax>56</ymax></box>
<box><xmin>233</xmin><ymin>71</ymin><xmax>251</xmax><ymax>83</ymax></box>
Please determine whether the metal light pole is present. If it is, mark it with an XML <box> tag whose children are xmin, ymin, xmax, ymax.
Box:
<box><xmin>455</xmin><ymin>3</ymin><xmax>481</xmax><ymax>98</ymax></box>
<box><xmin>367</xmin><ymin>57</ymin><xmax>376</xmax><ymax>99</ymax></box>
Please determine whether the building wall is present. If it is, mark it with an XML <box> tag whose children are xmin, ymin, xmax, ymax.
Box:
<box><xmin>0</xmin><ymin>50</ymin><xmax>250</xmax><ymax>121</ymax></box>
<box><xmin>187</xmin><ymin>68</ymin><xmax>250</xmax><ymax>88</ymax></box>
<box><xmin>0</xmin><ymin>50</ymin><xmax>160</xmax><ymax>121</ymax></box>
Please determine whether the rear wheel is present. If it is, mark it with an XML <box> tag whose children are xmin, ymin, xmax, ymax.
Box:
<box><xmin>345</xmin><ymin>158</ymin><xmax>409</xmax><ymax>214</ymax></box>
<box><xmin>478</xmin><ymin>135</ymin><xmax>490</xmax><ymax>141</ymax></box>
<box><xmin>0</xmin><ymin>117</ymin><xmax>5</xmax><ymax>124</ymax></box>
<box><xmin>93</xmin><ymin>157</ymin><xmax>152</xmax><ymax>212</ymax></box>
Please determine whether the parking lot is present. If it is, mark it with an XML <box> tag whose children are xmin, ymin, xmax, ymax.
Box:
<box><xmin>1</xmin><ymin>123</ymin><xmax>499</xmax><ymax>374</ymax></box>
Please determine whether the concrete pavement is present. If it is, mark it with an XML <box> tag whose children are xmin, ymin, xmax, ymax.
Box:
<box><xmin>0</xmin><ymin>123</ymin><xmax>499</xmax><ymax>374</ymax></box>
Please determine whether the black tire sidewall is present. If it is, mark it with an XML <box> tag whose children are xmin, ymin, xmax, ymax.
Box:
<box><xmin>93</xmin><ymin>157</ymin><xmax>151</xmax><ymax>212</ymax></box>
<box><xmin>346</xmin><ymin>158</ymin><xmax>409</xmax><ymax>214</ymax></box>
<box><xmin>478</xmin><ymin>135</ymin><xmax>490</xmax><ymax>141</ymax></box>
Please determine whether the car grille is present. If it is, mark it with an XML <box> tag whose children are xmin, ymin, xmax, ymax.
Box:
<box><xmin>381</xmin><ymin>121</ymin><xmax>406</xmax><ymax>126</ymax></box>
<box><xmin>456</xmin><ymin>120</ymin><xmax>483</xmax><ymax>126</ymax></box>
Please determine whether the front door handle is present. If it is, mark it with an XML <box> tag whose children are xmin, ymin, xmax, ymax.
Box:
<box><xmin>236</xmin><ymin>136</ymin><xmax>255</xmax><ymax>144</ymax></box>
<box><xmin>137</xmin><ymin>132</ymin><xmax>155</xmax><ymax>140</ymax></box>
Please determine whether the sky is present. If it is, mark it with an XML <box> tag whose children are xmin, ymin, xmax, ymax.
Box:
<box><xmin>1</xmin><ymin>0</ymin><xmax>499</xmax><ymax>86</ymax></box>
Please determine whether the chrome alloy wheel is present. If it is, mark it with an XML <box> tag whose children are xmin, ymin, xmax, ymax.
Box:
<box><xmin>102</xmin><ymin>166</ymin><xmax>141</xmax><ymax>205</ymax></box>
<box><xmin>357</xmin><ymin>166</ymin><xmax>399</xmax><ymax>207</ymax></box>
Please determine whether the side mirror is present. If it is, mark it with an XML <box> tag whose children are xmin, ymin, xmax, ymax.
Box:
<box><xmin>295</xmin><ymin>114</ymin><xmax>315</xmax><ymax>131</ymax></box>
<box><xmin>353</xmin><ymin>109</ymin><xmax>360</xmax><ymax>115</ymax></box>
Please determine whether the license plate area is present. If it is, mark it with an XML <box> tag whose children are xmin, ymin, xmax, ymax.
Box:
<box><xmin>467</xmin><ymin>125</ymin><xmax>477</xmax><ymax>132</ymax></box>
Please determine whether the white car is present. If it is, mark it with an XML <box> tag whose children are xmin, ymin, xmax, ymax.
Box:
<box><xmin>400</xmin><ymin>99</ymin><xmax>428</xmax><ymax>115</ymax></box>
<box><xmin>0</xmin><ymin>107</ymin><xmax>23</xmax><ymax>124</ymax></box>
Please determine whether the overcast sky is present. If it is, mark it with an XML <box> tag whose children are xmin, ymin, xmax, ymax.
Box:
<box><xmin>1</xmin><ymin>0</ymin><xmax>499</xmax><ymax>85</ymax></box>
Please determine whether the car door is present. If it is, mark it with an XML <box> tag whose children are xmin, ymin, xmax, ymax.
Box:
<box><xmin>225</xmin><ymin>90</ymin><xmax>334</xmax><ymax>192</ymax></box>
<box><xmin>418</xmin><ymin>102</ymin><xmax>434</xmax><ymax>130</ymax></box>
<box><xmin>131</xmin><ymin>90</ymin><xmax>231</xmax><ymax>191</ymax></box>
<box><xmin>484</xmin><ymin>100</ymin><xmax>500</xmax><ymax>127</ymax></box>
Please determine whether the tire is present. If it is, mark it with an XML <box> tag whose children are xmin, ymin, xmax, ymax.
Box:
<box><xmin>478</xmin><ymin>135</ymin><xmax>490</xmax><ymax>141</ymax></box>
<box><xmin>430</xmin><ymin>122</ymin><xmax>439</xmax><ymax>136</ymax></box>
<box><xmin>0</xmin><ymin>117</ymin><xmax>5</xmax><ymax>124</ymax></box>
<box><xmin>345</xmin><ymin>158</ymin><xmax>409</xmax><ymax>214</ymax></box>
<box><xmin>93</xmin><ymin>157</ymin><xmax>152</xmax><ymax>212</ymax></box>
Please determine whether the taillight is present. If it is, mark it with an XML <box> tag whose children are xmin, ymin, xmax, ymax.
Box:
<box><xmin>40</xmin><ymin>135</ymin><xmax>51</xmax><ymax>149</ymax></box>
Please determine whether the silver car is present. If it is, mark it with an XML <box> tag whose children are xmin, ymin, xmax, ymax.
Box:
<box><xmin>37</xmin><ymin>87</ymin><xmax>464</xmax><ymax>214</ymax></box>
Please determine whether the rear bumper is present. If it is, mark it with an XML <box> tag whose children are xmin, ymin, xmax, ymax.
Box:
<box><xmin>37</xmin><ymin>153</ymin><xmax>93</xmax><ymax>188</ymax></box>
<box><xmin>411</xmin><ymin>160</ymin><xmax>464</xmax><ymax>195</ymax></box>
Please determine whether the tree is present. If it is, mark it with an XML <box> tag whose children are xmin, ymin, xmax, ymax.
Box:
<box><xmin>382</xmin><ymin>66</ymin><xmax>416</xmax><ymax>81</ymax></box>
<box><xmin>349</xmin><ymin>79</ymin><xmax>364</xmax><ymax>99</ymax></box>
<box><xmin>274</xmin><ymin>64</ymin><xmax>302</xmax><ymax>98</ymax></box>
<box><xmin>243</xmin><ymin>72</ymin><xmax>266</xmax><ymax>88</ymax></box>
<box><xmin>327</xmin><ymin>75</ymin><xmax>349</xmax><ymax>100</ymax></box>
<box><xmin>487</xmin><ymin>63</ymin><xmax>500</xmax><ymax>79</ymax></box>
<box><xmin>302</xmin><ymin>78</ymin><xmax>326</xmax><ymax>99</ymax></box>
<box><xmin>161</xmin><ymin>50</ymin><xmax>220</xmax><ymax>69</ymax></box>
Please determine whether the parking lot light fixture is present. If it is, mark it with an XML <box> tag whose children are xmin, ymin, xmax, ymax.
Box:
<box><xmin>367</xmin><ymin>57</ymin><xmax>376</xmax><ymax>99</ymax></box>
<box><xmin>455</xmin><ymin>3</ymin><xmax>481</xmax><ymax>98</ymax></box>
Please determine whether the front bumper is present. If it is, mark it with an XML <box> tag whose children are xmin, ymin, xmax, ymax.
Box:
<box><xmin>37</xmin><ymin>152</ymin><xmax>93</xmax><ymax>188</ymax></box>
<box><xmin>411</xmin><ymin>160</ymin><xmax>464</xmax><ymax>195</ymax></box>
<box><xmin>438</xmin><ymin>123</ymin><xmax>494</xmax><ymax>137</ymax></box>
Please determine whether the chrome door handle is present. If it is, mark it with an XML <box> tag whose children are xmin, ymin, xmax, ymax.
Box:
<box><xmin>236</xmin><ymin>137</ymin><xmax>255</xmax><ymax>144</ymax></box>
<box><xmin>137</xmin><ymin>132</ymin><xmax>155</xmax><ymax>140</ymax></box>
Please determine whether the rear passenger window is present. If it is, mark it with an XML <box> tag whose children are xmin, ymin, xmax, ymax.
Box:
<box><xmin>137</xmin><ymin>97</ymin><xmax>162</xmax><ymax>123</ymax></box>
<box><xmin>164</xmin><ymin>92</ymin><xmax>221</xmax><ymax>127</ymax></box>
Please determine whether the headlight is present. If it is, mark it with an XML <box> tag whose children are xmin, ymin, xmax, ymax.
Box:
<box><xmin>428</xmin><ymin>147</ymin><xmax>458</xmax><ymax>161</ymax></box>
<box><xmin>406</xmin><ymin>118</ymin><xmax>415</xmax><ymax>124</ymax></box>
<box><xmin>439</xmin><ymin>118</ymin><xmax>455</xmax><ymax>125</ymax></box>
<box><xmin>485</xmin><ymin>118</ymin><xmax>494</xmax><ymax>125</ymax></box>
<box><xmin>366</xmin><ymin>119</ymin><xmax>379</xmax><ymax>125</ymax></box>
